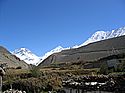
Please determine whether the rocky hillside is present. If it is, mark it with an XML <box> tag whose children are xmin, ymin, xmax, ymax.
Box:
<box><xmin>0</xmin><ymin>46</ymin><xmax>29</xmax><ymax>69</ymax></box>
<box><xmin>38</xmin><ymin>35</ymin><xmax>125</xmax><ymax>67</ymax></box>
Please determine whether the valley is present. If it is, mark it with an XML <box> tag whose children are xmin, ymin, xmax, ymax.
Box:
<box><xmin>2</xmin><ymin>65</ymin><xmax>125</xmax><ymax>93</ymax></box>
<box><xmin>0</xmin><ymin>26</ymin><xmax>125</xmax><ymax>93</ymax></box>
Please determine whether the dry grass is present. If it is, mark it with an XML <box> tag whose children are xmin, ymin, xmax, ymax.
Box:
<box><xmin>5</xmin><ymin>69</ymin><xmax>30</xmax><ymax>75</ymax></box>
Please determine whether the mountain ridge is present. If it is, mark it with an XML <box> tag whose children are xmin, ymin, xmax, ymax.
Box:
<box><xmin>78</xmin><ymin>26</ymin><xmax>125</xmax><ymax>47</ymax></box>
<box><xmin>12</xmin><ymin>26</ymin><xmax>125</xmax><ymax>65</ymax></box>
<box><xmin>38</xmin><ymin>35</ymin><xmax>125</xmax><ymax>67</ymax></box>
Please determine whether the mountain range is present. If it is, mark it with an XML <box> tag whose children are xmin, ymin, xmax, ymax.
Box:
<box><xmin>74</xmin><ymin>26</ymin><xmax>125</xmax><ymax>47</ymax></box>
<box><xmin>38</xmin><ymin>35</ymin><xmax>125</xmax><ymax>67</ymax></box>
<box><xmin>12</xmin><ymin>26</ymin><xmax>125</xmax><ymax>65</ymax></box>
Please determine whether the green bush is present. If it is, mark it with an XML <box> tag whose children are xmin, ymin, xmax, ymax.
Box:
<box><xmin>99</xmin><ymin>63</ymin><xmax>108</xmax><ymax>75</ymax></box>
<box><xmin>30</xmin><ymin>67</ymin><xmax>41</xmax><ymax>78</ymax></box>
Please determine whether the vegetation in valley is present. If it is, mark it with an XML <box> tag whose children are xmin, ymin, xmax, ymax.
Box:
<box><xmin>1</xmin><ymin>53</ymin><xmax>125</xmax><ymax>93</ymax></box>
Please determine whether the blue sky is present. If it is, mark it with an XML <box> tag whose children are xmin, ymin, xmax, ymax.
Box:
<box><xmin>0</xmin><ymin>0</ymin><xmax>125</xmax><ymax>56</ymax></box>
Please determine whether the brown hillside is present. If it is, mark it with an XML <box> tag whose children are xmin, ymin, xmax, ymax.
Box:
<box><xmin>0</xmin><ymin>46</ymin><xmax>29</xmax><ymax>69</ymax></box>
<box><xmin>38</xmin><ymin>35</ymin><xmax>125</xmax><ymax>67</ymax></box>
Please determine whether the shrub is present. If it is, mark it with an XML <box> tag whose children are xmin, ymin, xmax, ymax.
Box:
<box><xmin>30</xmin><ymin>67</ymin><xmax>41</xmax><ymax>78</ymax></box>
<box><xmin>99</xmin><ymin>63</ymin><xmax>108</xmax><ymax>75</ymax></box>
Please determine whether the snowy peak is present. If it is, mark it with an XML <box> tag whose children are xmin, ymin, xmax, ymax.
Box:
<box><xmin>37</xmin><ymin>46</ymin><xmax>71</xmax><ymax>65</ymax></box>
<box><xmin>50</xmin><ymin>46</ymin><xmax>64</xmax><ymax>53</ymax></box>
<box><xmin>90</xmin><ymin>31</ymin><xmax>109</xmax><ymax>40</ymax></box>
<box><xmin>81</xmin><ymin>31</ymin><xmax>109</xmax><ymax>46</ymax></box>
<box><xmin>13</xmin><ymin>48</ymin><xmax>32</xmax><ymax>56</ymax></box>
<box><xmin>42</xmin><ymin>46</ymin><xmax>64</xmax><ymax>60</ymax></box>
<box><xmin>109</xmin><ymin>26</ymin><xmax>125</xmax><ymax>38</ymax></box>
<box><xmin>38</xmin><ymin>46</ymin><xmax>67</xmax><ymax>63</ymax></box>
<box><xmin>12</xmin><ymin>48</ymin><xmax>40</xmax><ymax>65</ymax></box>
<box><xmin>81</xmin><ymin>26</ymin><xmax>125</xmax><ymax>46</ymax></box>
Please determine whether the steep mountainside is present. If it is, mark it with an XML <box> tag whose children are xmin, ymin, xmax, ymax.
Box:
<box><xmin>0</xmin><ymin>46</ymin><xmax>29</xmax><ymax>69</ymax></box>
<box><xmin>38</xmin><ymin>35</ymin><xmax>125</xmax><ymax>67</ymax></box>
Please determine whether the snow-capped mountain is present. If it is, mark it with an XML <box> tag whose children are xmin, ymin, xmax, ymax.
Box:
<box><xmin>12</xmin><ymin>46</ymin><xmax>68</xmax><ymax>65</ymax></box>
<box><xmin>12</xmin><ymin>26</ymin><xmax>125</xmax><ymax>65</ymax></box>
<box><xmin>12</xmin><ymin>48</ymin><xmax>41</xmax><ymax>65</ymax></box>
<box><xmin>41</xmin><ymin>46</ymin><xmax>64</xmax><ymax>61</ymax></box>
<box><xmin>77</xmin><ymin>26</ymin><xmax>125</xmax><ymax>47</ymax></box>
<box><xmin>36</xmin><ymin>46</ymin><xmax>70</xmax><ymax>65</ymax></box>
